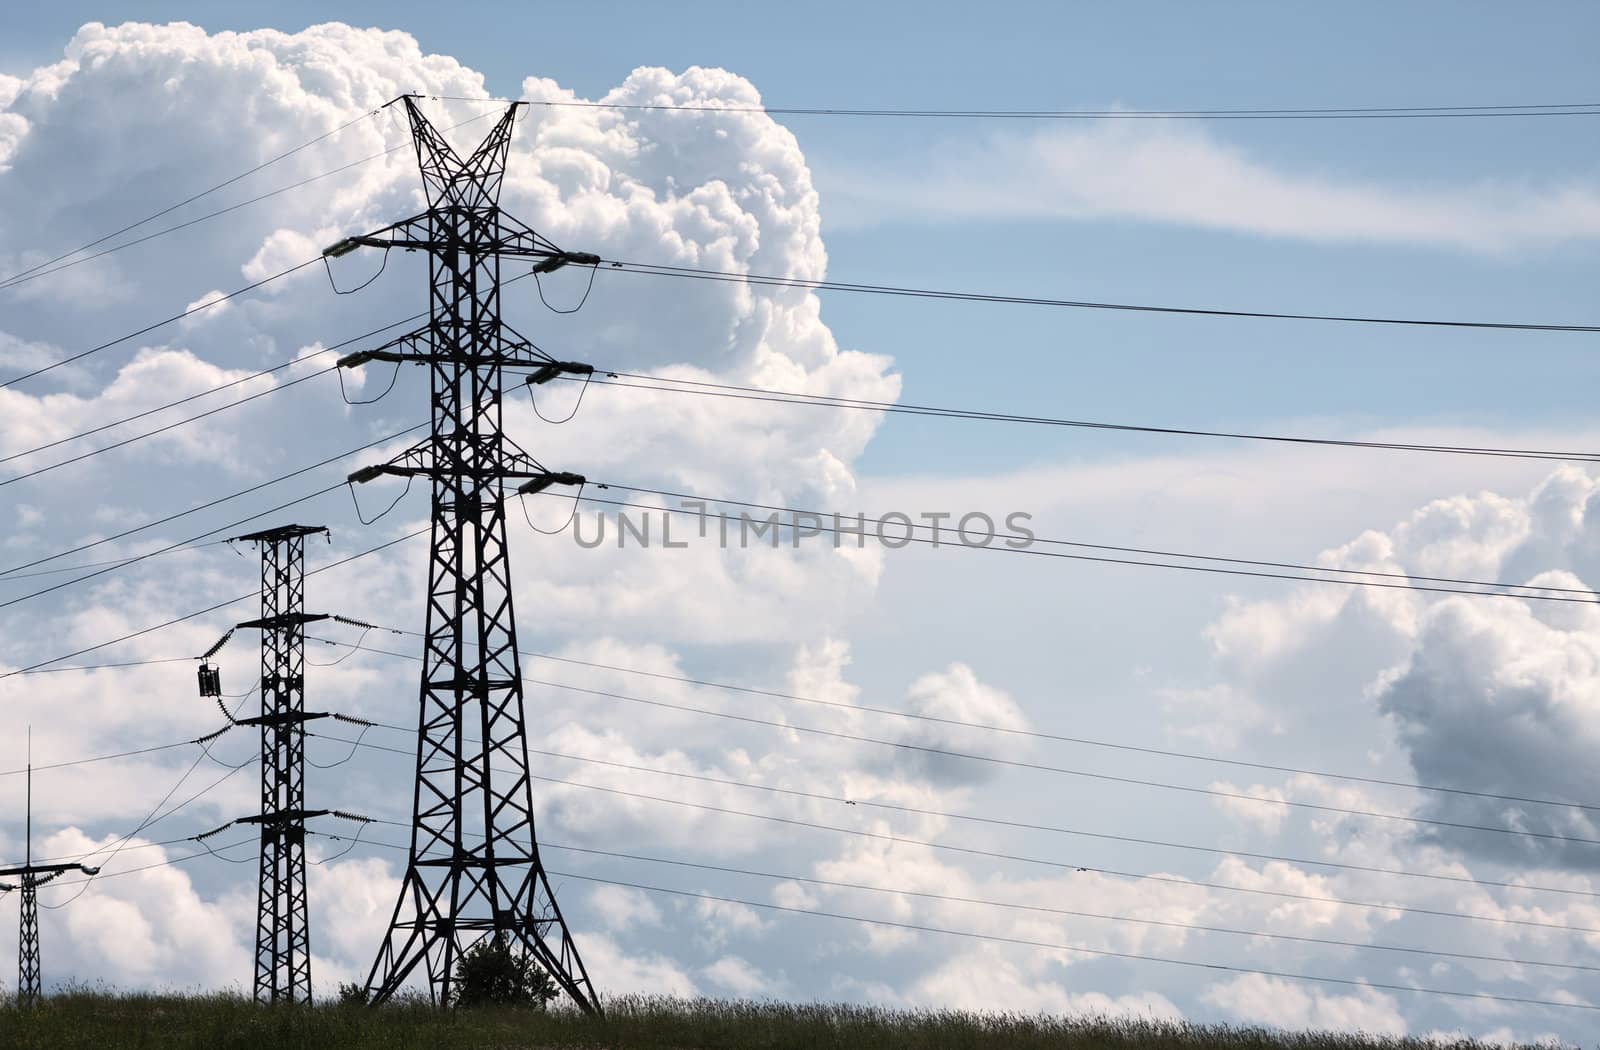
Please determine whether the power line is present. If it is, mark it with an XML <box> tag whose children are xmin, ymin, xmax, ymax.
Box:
<box><xmin>0</xmin><ymin>109</ymin><xmax>381</xmax><ymax>288</ymax></box>
<box><xmin>0</xmin><ymin>258</ymin><xmax>321</xmax><ymax>390</ymax></box>
<box><xmin>605</xmin><ymin>261</ymin><xmax>1600</xmax><ymax>334</ymax></box>
<box><xmin>349</xmin><ymin>618</ymin><xmax>1600</xmax><ymax>817</ymax></box>
<box><xmin>533</xmin><ymin>669</ymin><xmax>1600</xmax><ymax>847</ymax></box>
<box><xmin>320</xmin><ymin>731</ymin><xmax>1600</xmax><ymax>933</ymax></box>
<box><xmin>1</xmin><ymin>266</ymin><xmax>536</xmax><ymax>475</ymax></box>
<box><xmin>435</xmin><ymin>93</ymin><xmax>1600</xmax><ymax>121</ymax></box>
<box><xmin>1</xmin><ymin>109</ymin><xmax>505</xmax><ymax>293</ymax></box>
<box><xmin>314</xmin><ymin>831</ymin><xmax>1600</xmax><ymax>1012</ymax></box>
<box><xmin>314</xmin><ymin>635</ymin><xmax>1600</xmax><ymax>848</ymax></box>
<box><xmin>0</xmin><ymin>528</ymin><xmax>426</xmax><ymax>678</ymax></box>
<box><xmin>0</xmin><ymin>471</ymin><xmax>380</xmax><ymax>611</ymax></box>
<box><xmin>538</xmin><ymin>842</ymin><xmax>1600</xmax><ymax>976</ymax></box>
<box><xmin>541</xmin><ymin>873</ymin><xmax>1600</xmax><ymax>1013</ymax></box>
<box><xmin>41</xmin><ymin>726</ymin><xmax>257</xmax><ymax>910</ymax></box>
<box><xmin>0</xmin><ymin>311</ymin><xmax>425</xmax><ymax>469</ymax></box>
<box><xmin>0</xmin><ymin>422</ymin><xmax>425</xmax><ymax>579</ymax></box>
<box><xmin>309</xmin><ymin>664</ymin><xmax>1600</xmax><ymax>918</ymax></box>
<box><xmin>0</xmin><ymin>656</ymin><xmax>197</xmax><ymax>676</ymax></box>
<box><xmin>517</xmin><ymin>748</ymin><xmax>1600</xmax><ymax>903</ymax></box>
<box><xmin>581</xmin><ymin>371</ymin><xmax>1600</xmax><ymax>465</ymax></box>
<box><xmin>0</xmin><ymin>365</ymin><xmax>338</xmax><ymax>490</ymax></box>
<box><xmin>308</xmin><ymin>699</ymin><xmax>1600</xmax><ymax>902</ymax></box>
<box><xmin>581</xmin><ymin>487</ymin><xmax>1600</xmax><ymax>604</ymax></box>
<box><xmin>38</xmin><ymin>839</ymin><xmax>258</xmax><ymax>891</ymax></box>
<box><xmin>0</xmin><ymin>733</ymin><xmax>241</xmax><ymax>779</ymax></box>
<box><xmin>0</xmin><ymin>542</ymin><xmax>226</xmax><ymax>582</ymax></box>
<box><xmin>329</xmin><ymin>820</ymin><xmax>1600</xmax><ymax>975</ymax></box>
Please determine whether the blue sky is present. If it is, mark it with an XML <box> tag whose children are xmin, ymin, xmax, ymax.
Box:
<box><xmin>7</xmin><ymin>2</ymin><xmax>1599</xmax><ymax>480</ymax></box>
<box><xmin>1</xmin><ymin>6</ymin><xmax>1599</xmax><ymax>1040</ymax></box>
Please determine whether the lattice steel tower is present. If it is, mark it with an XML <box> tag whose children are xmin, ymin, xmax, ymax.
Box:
<box><xmin>330</xmin><ymin>95</ymin><xmax>599</xmax><ymax>1010</ymax></box>
<box><xmin>230</xmin><ymin>524</ymin><xmax>331</xmax><ymax>1004</ymax></box>
<box><xmin>0</xmin><ymin>757</ymin><xmax>98</xmax><ymax>1008</ymax></box>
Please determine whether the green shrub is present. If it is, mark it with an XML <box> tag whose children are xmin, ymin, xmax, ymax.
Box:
<box><xmin>450</xmin><ymin>934</ymin><xmax>557</xmax><ymax>1010</ymax></box>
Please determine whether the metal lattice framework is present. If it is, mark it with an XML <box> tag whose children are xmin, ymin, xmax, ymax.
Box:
<box><xmin>333</xmin><ymin>96</ymin><xmax>599</xmax><ymax>1011</ymax></box>
<box><xmin>233</xmin><ymin>524</ymin><xmax>330</xmax><ymax>1004</ymax></box>
<box><xmin>16</xmin><ymin>876</ymin><xmax>38</xmax><ymax>1007</ymax></box>
<box><xmin>0</xmin><ymin>762</ymin><xmax>96</xmax><ymax>1008</ymax></box>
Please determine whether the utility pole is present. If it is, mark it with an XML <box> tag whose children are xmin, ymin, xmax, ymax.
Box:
<box><xmin>328</xmin><ymin>94</ymin><xmax>600</xmax><ymax>1010</ymax></box>
<box><xmin>199</xmin><ymin>524</ymin><xmax>331</xmax><ymax>1004</ymax></box>
<box><xmin>0</xmin><ymin>747</ymin><xmax>98</xmax><ymax>1008</ymax></box>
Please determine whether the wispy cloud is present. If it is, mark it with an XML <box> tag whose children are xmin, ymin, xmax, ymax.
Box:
<box><xmin>819</xmin><ymin>123</ymin><xmax>1600</xmax><ymax>252</ymax></box>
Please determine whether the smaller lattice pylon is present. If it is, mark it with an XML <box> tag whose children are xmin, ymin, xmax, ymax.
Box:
<box><xmin>0</xmin><ymin>758</ymin><xmax>98</xmax><ymax>1008</ymax></box>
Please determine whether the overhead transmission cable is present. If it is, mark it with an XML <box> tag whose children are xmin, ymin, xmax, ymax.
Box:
<box><xmin>42</xmin><ymin>706</ymin><xmax>256</xmax><ymax>909</ymax></box>
<box><xmin>329</xmin><ymin>824</ymin><xmax>1600</xmax><ymax>977</ymax></box>
<box><xmin>0</xmin><ymin>422</ymin><xmax>425</xmax><ymax>580</ymax></box>
<box><xmin>0</xmin><ymin>268</ymin><xmax>531</xmax><ymax>479</ymax></box>
<box><xmin>0</xmin><ymin>108</ymin><xmax>504</xmax><ymax>293</ymax></box>
<box><xmin>299</xmin><ymin>633</ymin><xmax>1600</xmax><ymax>852</ymax></box>
<box><xmin>303</xmin><ymin>701</ymin><xmax>1600</xmax><ymax>903</ymax></box>
<box><xmin>0</xmin><ymin>365</ymin><xmax>340</xmax><ymax>489</ymax></box>
<box><xmin>297</xmin><ymin>754</ymin><xmax>1600</xmax><ymax>938</ymax></box>
<box><xmin>430</xmin><ymin>93</ymin><xmax>1600</xmax><ymax>121</ymax></box>
<box><xmin>532</xmin><ymin>871</ymin><xmax>1600</xmax><ymax>1014</ymax></box>
<box><xmin>572</xmin><ymin>486</ymin><xmax>1600</xmax><ymax>604</ymax></box>
<box><xmin>343</xmin><ymin>617</ymin><xmax>1600</xmax><ymax>816</ymax></box>
<box><xmin>604</xmin><ymin>261</ymin><xmax>1600</xmax><ymax>334</ymax></box>
<box><xmin>320</xmin><ymin>833</ymin><xmax>1600</xmax><ymax>1011</ymax></box>
<box><xmin>0</xmin><ymin>425</ymin><xmax>427</xmax><ymax>608</ymax></box>
<box><xmin>0</xmin><ymin>108</ymin><xmax>383</xmax><ymax>288</ymax></box>
<box><xmin>0</xmin><ymin>310</ymin><xmax>425</xmax><ymax>469</ymax></box>
<box><xmin>580</xmin><ymin>371</ymin><xmax>1600</xmax><ymax>465</ymax></box>
<box><xmin>0</xmin><ymin>527</ymin><xmax>426</xmax><ymax>679</ymax></box>
<box><xmin>0</xmin><ymin>258</ymin><xmax>322</xmax><ymax>390</ymax></box>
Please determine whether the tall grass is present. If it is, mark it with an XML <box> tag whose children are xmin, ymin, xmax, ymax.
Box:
<box><xmin>0</xmin><ymin>992</ymin><xmax>1546</xmax><ymax>1050</ymax></box>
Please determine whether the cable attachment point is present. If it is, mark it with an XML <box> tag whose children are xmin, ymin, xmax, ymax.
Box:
<box><xmin>526</xmin><ymin>361</ymin><xmax>594</xmax><ymax>386</ymax></box>
<box><xmin>531</xmin><ymin>251</ymin><xmax>601</xmax><ymax>275</ymax></box>
<box><xmin>194</xmin><ymin>723</ymin><xmax>234</xmax><ymax>745</ymax></box>
<box><xmin>347</xmin><ymin>465</ymin><xmax>387</xmax><ymax>486</ymax></box>
<box><xmin>194</xmin><ymin>820</ymin><xmax>237</xmax><ymax>842</ymax></box>
<box><xmin>517</xmin><ymin>471</ymin><xmax>585</xmax><ymax>497</ymax></box>
<box><xmin>199</xmin><ymin>629</ymin><xmax>235</xmax><ymax>661</ymax></box>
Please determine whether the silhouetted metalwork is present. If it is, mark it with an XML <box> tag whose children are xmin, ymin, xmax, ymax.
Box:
<box><xmin>233</xmin><ymin>524</ymin><xmax>330</xmax><ymax>1004</ymax></box>
<box><xmin>332</xmin><ymin>95</ymin><xmax>599</xmax><ymax>1011</ymax></box>
<box><xmin>0</xmin><ymin>761</ymin><xmax>98</xmax><ymax>1008</ymax></box>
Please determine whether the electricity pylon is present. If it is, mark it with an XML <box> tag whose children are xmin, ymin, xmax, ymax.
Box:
<box><xmin>199</xmin><ymin>524</ymin><xmax>331</xmax><ymax>1003</ymax></box>
<box><xmin>328</xmin><ymin>95</ymin><xmax>600</xmax><ymax>1010</ymax></box>
<box><xmin>0</xmin><ymin>756</ymin><xmax>98</xmax><ymax>1008</ymax></box>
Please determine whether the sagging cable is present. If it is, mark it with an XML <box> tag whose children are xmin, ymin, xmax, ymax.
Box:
<box><xmin>323</xmin><ymin>246</ymin><xmax>390</xmax><ymax>295</ymax></box>
<box><xmin>533</xmin><ymin>258</ymin><xmax>599</xmax><ymax>314</ymax></box>
<box><xmin>346</xmin><ymin>471</ymin><xmax>414</xmax><ymax>525</ymax></box>
<box><xmin>525</xmin><ymin>361</ymin><xmax>595</xmax><ymax>424</ymax></box>
<box><xmin>336</xmin><ymin>356</ymin><xmax>403</xmax><ymax>405</ymax></box>
<box><xmin>309</xmin><ymin>723</ymin><xmax>370</xmax><ymax>769</ymax></box>
<box><xmin>516</xmin><ymin>472</ymin><xmax>586</xmax><ymax>535</ymax></box>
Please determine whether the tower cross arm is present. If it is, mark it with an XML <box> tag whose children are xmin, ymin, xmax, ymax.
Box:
<box><xmin>0</xmin><ymin>861</ymin><xmax>99</xmax><ymax>879</ymax></box>
<box><xmin>323</xmin><ymin>213</ymin><xmax>596</xmax><ymax>271</ymax></box>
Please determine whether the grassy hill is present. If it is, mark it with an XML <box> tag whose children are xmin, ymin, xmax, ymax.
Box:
<box><xmin>0</xmin><ymin>993</ymin><xmax>1540</xmax><ymax>1050</ymax></box>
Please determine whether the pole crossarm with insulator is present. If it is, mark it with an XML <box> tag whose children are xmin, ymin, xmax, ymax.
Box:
<box><xmin>327</xmin><ymin>94</ymin><xmax>601</xmax><ymax>1012</ymax></box>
